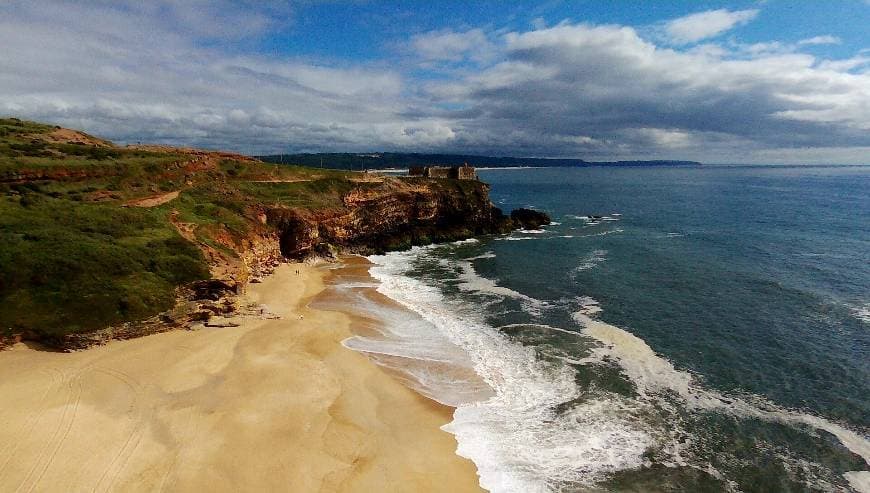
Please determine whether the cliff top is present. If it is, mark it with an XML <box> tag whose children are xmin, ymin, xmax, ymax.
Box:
<box><xmin>0</xmin><ymin>118</ymin><xmax>496</xmax><ymax>346</ymax></box>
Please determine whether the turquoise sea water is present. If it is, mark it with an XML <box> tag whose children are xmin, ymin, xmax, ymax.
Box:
<box><xmin>350</xmin><ymin>165</ymin><xmax>870</xmax><ymax>492</ymax></box>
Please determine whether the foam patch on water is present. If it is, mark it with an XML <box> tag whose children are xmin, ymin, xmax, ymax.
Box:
<box><xmin>572</xmin><ymin>250</ymin><xmax>608</xmax><ymax>273</ymax></box>
<box><xmin>465</xmin><ymin>251</ymin><xmax>496</xmax><ymax>260</ymax></box>
<box><xmin>367</xmin><ymin>251</ymin><xmax>653</xmax><ymax>492</ymax></box>
<box><xmin>496</xmin><ymin>236</ymin><xmax>540</xmax><ymax>241</ymax></box>
<box><xmin>330</xmin><ymin>281</ymin><xmax>489</xmax><ymax>406</ymax></box>
<box><xmin>579</xmin><ymin>229</ymin><xmax>623</xmax><ymax>238</ymax></box>
<box><xmin>846</xmin><ymin>471</ymin><xmax>870</xmax><ymax>493</ymax></box>
<box><xmin>455</xmin><ymin>259</ymin><xmax>544</xmax><ymax>315</ymax></box>
<box><xmin>572</xmin><ymin>312</ymin><xmax>870</xmax><ymax>491</ymax></box>
<box><xmin>851</xmin><ymin>303</ymin><xmax>870</xmax><ymax>324</ymax></box>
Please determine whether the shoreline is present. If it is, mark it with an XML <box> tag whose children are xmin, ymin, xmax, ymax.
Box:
<box><xmin>0</xmin><ymin>262</ymin><xmax>483</xmax><ymax>492</ymax></box>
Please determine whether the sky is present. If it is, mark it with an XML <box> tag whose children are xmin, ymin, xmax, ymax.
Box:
<box><xmin>1</xmin><ymin>1</ymin><xmax>869</xmax><ymax>164</ymax></box>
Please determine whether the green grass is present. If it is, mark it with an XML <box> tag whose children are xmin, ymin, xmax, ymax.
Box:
<box><xmin>0</xmin><ymin>117</ymin><xmax>56</xmax><ymax>137</ymax></box>
<box><xmin>0</xmin><ymin>194</ymin><xmax>209</xmax><ymax>337</ymax></box>
<box><xmin>0</xmin><ymin>117</ymin><xmax>493</xmax><ymax>342</ymax></box>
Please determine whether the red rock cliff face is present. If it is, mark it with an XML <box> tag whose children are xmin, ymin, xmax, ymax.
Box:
<box><xmin>268</xmin><ymin>178</ymin><xmax>511</xmax><ymax>259</ymax></box>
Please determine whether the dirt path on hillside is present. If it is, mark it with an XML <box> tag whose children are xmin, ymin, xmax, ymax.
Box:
<box><xmin>124</xmin><ymin>191</ymin><xmax>179</xmax><ymax>208</ymax></box>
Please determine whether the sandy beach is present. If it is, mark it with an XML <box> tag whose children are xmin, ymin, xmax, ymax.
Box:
<box><xmin>0</xmin><ymin>263</ymin><xmax>483</xmax><ymax>492</ymax></box>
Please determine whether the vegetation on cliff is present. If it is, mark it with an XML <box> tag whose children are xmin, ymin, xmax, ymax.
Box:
<box><xmin>0</xmin><ymin>118</ymin><xmax>519</xmax><ymax>346</ymax></box>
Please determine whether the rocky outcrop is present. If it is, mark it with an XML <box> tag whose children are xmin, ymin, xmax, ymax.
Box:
<box><xmin>510</xmin><ymin>208</ymin><xmax>551</xmax><ymax>230</ymax></box>
<box><xmin>270</xmin><ymin>179</ymin><xmax>514</xmax><ymax>259</ymax></box>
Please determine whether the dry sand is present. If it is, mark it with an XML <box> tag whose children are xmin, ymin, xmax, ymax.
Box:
<box><xmin>0</xmin><ymin>263</ymin><xmax>483</xmax><ymax>492</ymax></box>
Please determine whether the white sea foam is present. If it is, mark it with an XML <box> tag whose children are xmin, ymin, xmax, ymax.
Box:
<box><xmin>572</xmin><ymin>250</ymin><xmax>608</xmax><ymax>273</ymax></box>
<box><xmin>331</xmin><ymin>281</ymin><xmax>489</xmax><ymax>406</ymax></box>
<box><xmin>851</xmin><ymin>303</ymin><xmax>870</xmax><ymax>324</ymax></box>
<box><xmin>466</xmin><ymin>251</ymin><xmax>496</xmax><ymax>260</ymax></box>
<box><xmin>367</xmin><ymin>251</ymin><xmax>653</xmax><ymax>492</ymax></box>
<box><xmin>455</xmin><ymin>259</ymin><xmax>545</xmax><ymax>316</ymax></box>
<box><xmin>567</xmin><ymin>214</ymin><xmax>622</xmax><ymax>225</ymax></box>
<box><xmin>579</xmin><ymin>229</ymin><xmax>623</xmax><ymax>238</ymax></box>
<box><xmin>574</xmin><ymin>296</ymin><xmax>604</xmax><ymax>316</ymax></box>
<box><xmin>354</xmin><ymin>245</ymin><xmax>870</xmax><ymax>492</ymax></box>
<box><xmin>572</xmin><ymin>311</ymin><xmax>870</xmax><ymax>491</ymax></box>
<box><xmin>518</xmin><ymin>229</ymin><xmax>547</xmax><ymax>234</ymax></box>
<box><xmin>846</xmin><ymin>471</ymin><xmax>870</xmax><ymax>493</ymax></box>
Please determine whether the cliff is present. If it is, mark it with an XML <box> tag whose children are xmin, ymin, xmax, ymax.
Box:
<box><xmin>271</xmin><ymin>179</ymin><xmax>511</xmax><ymax>258</ymax></box>
<box><xmin>0</xmin><ymin>118</ymin><xmax>538</xmax><ymax>351</ymax></box>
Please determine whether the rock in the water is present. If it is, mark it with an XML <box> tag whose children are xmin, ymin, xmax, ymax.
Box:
<box><xmin>510</xmin><ymin>208</ymin><xmax>551</xmax><ymax>230</ymax></box>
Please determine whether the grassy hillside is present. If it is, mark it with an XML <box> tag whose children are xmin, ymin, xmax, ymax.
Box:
<box><xmin>0</xmin><ymin>118</ymin><xmax>362</xmax><ymax>340</ymax></box>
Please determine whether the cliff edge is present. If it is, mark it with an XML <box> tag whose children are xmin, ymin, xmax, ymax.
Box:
<box><xmin>0</xmin><ymin>117</ymin><xmax>541</xmax><ymax>350</ymax></box>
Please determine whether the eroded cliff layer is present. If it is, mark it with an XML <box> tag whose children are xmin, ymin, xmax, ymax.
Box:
<box><xmin>270</xmin><ymin>178</ymin><xmax>513</xmax><ymax>259</ymax></box>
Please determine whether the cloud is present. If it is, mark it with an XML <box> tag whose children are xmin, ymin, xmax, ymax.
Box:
<box><xmin>418</xmin><ymin>23</ymin><xmax>870</xmax><ymax>162</ymax></box>
<box><xmin>665</xmin><ymin>9</ymin><xmax>759</xmax><ymax>44</ymax></box>
<box><xmin>1</xmin><ymin>2</ymin><xmax>869</xmax><ymax>163</ymax></box>
<box><xmin>797</xmin><ymin>35</ymin><xmax>841</xmax><ymax>46</ymax></box>
<box><xmin>0</xmin><ymin>1</ymin><xmax>457</xmax><ymax>153</ymax></box>
<box><xmin>411</xmin><ymin>28</ymin><xmax>496</xmax><ymax>63</ymax></box>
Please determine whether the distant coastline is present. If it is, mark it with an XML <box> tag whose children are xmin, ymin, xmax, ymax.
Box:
<box><xmin>259</xmin><ymin>152</ymin><xmax>702</xmax><ymax>171</ymax></box>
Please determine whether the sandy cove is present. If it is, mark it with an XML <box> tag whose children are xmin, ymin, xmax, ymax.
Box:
<box><xmin>0</xmin><ymin>263</ymin><xmax>483</xmax><ymax>492</ymax></box>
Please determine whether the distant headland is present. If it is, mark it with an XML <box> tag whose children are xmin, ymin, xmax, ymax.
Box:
<box><xmin>259</xmin><ymin>152</ymin><xmax>702</xmax><ymax>170</ymax></box>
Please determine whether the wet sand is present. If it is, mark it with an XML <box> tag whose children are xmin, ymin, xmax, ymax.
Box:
<box><xmin>0</xmin><ymin>263</ymin><xmax>483</xmax><ymax>492</ymax></box>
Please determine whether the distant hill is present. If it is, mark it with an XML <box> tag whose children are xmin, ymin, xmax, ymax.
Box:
<box><xmin>258</xmin><ymin>152</ymin><xmax>701</xmax><ymax>170</ymax></box>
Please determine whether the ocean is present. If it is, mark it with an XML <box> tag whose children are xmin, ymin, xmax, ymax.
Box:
<box><xmin>331</xmin><ymin>165</ymin><xmax>870</xmax><ymax>492</ymax></box>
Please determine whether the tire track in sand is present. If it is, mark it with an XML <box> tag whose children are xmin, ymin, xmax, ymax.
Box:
<box><xmin>0</xmin><ymin>368</ymin><xmax>64</xmax><ymax>480</ymax></box>
<box><xmin>91</xmin><ymin>366</ymin><xmax>148</xmax><ymax>493</ymax></box>
<box><xmin>15</xmin><ymin>370</ymin><xmax>84</xmax><ymax>493</ymax></box>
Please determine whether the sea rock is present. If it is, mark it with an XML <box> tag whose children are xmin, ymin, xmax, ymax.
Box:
<box><xmin>510</xmin><ymin>208</ymin><xmax>551</xmax><ymax>230</ymax></box>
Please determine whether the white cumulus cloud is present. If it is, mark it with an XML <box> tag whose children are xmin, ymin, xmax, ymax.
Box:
<box><xmin>665</xmin><ymin>8</ymin><xmax>759</xmax><ymax>44</ymax></box>
<box><xmin>797</xmin><ymin>35</ymin><xmax>841</xmax><ymax>46</ymax></box>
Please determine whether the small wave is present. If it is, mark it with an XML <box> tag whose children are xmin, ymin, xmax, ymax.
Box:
<box><xmin>579</xmin><ymin>228</ymin><xmax>623</xmax><ymax>238</ymax></box>
<box><xmin>465</xmin><ymin>251</ymin><xmax>496</xmax><ymax>261</ymax></box>
<box><xmin>574</xmin><ymin>296</ymin><xmax>603</xmax><ymax>316</ymax></box>
<box><xmin>571</xmin><ymin>311</ymin><xmax>870</xmax><ymax>490</ymax></box>
<box><xmin>456</xmin><ymin>260</ymin><xmax>545</xmax><ymax>316</ymax></box>
<box><xmin>851</xmin><ymin>303</ymin><xmax>870</xmax><ymax>324</ymax></box>
<box><xmin>571</xmin><ymin>250</ymin><xmax>608</xmax><ymax>274</ymax></box>
<box><xmin>496</xmin><ymin>236</ymin><xmax>540</xmax><ymax>241</ymax></box>
<box><xmin>566</xmin><ymin>214</ymin><xmax>622</xmax><ymax>225</ymax></box>
<box><xmin>367</xmin><ymin>251</ymin><xmax>652</xmax><ymax>492</ymax></box>
<box><xmin>517</xmin><ymin>229</ymin><xmax>547</xmax><ymax>234</ymax></box>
